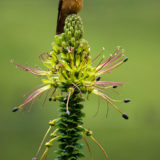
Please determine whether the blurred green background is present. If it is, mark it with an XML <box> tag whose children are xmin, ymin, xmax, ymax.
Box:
<box><xmin>0</xmin><ymin>0</ymin><xmax>160</xmax><ymax>159</ymax></box>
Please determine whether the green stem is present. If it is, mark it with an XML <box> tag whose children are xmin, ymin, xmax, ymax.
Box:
<box><xmin>56</xmin><ymin>89</ymin><xmax>85</xmax><ymax>160</ymax></box>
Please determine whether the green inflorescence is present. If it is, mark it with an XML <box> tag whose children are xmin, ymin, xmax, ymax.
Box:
<box><xmin>13</xmin><ymin>14</ymin><xmax>129</xmax><ymax>160</ymax></box>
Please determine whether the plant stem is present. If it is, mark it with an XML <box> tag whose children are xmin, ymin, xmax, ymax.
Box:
<box><xmin>56</xmin><ymin>89</ymin><xmax>85</xmax><ymax>159</ymax></box>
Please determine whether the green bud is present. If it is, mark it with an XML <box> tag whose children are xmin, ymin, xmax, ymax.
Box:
<box><xmin>52</xmin><ymin>43</ymin><xmax>59</xmax><ymax>54</ymax></box>
<box><xmin>71</xmin><ymin>37</ymin><xmax>76</xmax><ymax>46</ymax></box>
<box><xmin>69</xmin><ymin>26</ymin><xmax>74</xmax><ymax>33</ymax></box>
<box><xmin>123</xmin><ymin>57</ymin><xmax>128</xmax><ymax>62</ymax></box>
<box><xmin>65</xmin><ymin>14</ymin><xmax>83</xmax><ymax>40</ymax></box>
<box><xmin>72</xmin><ymin>21</ymin><xmax>76</xmax><ymax>26</ymax></box>
<box><xmin>67</xmin><ymin>31</ymin><xmax>72</xmax><ymax>40</ymax></box>
<box><xmin>61</xmin><ymin>41</ymin><xmax>66</xmax><ymax>48</ymax></box>
<box><xmin>55</xmin><ymin>35</ymin><xmax>62</xmax><ymax>46</ymax></box>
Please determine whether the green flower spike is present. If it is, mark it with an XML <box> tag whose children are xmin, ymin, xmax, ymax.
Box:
<box><xmin>13</xmin><ymin>14</ymin><xmax>130</xmax><ymax>160</ymax></box>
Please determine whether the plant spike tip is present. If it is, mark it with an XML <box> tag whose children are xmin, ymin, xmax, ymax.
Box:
<box><xmin>113</xmin><ymin>85</ymin><xmax>118</xmax><ymax>88</ymax></box>
<box><xmin>122</xmin><ymin>113</ymin><xmax>129</xmax><ymax>120</ymax></box>
<box><xmin>124</xmin><ymin>99</ymin><xmax>131</xmax><ymax>103</ymax></box>
<box><xmin>12</xmin><ymin>107</ymin><xmax>19</xmax><ymax>112</ymax></box>
<box><xmin>123</xmin><ymin>57</ymin><xmax>128</xmax><ymax>62</ymax></box>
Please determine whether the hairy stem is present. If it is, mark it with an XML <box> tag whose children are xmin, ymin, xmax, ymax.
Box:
<box><xmin>56</xmin><ymin>90</ymin><xmax>85</xmax><ymax>160</ymax></box>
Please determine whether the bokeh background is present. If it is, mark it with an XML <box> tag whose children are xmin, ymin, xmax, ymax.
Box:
<box><xmin>0</xmin><ymin>0</ymin><xmax>160</xmax><ymax>159</ymax></box>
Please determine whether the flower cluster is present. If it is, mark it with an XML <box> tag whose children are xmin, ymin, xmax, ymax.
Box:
<box><xmin>12</xmin><ymin>14</ymin><xmax>130</xmax><ymax>119</ymax></box>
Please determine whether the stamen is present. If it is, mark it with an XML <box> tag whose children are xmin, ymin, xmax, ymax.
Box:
<box><xmin>102</xmin><ymin>53</ymin><xmax>124</xmax><ymax>70</ymax></box>
<box><xmin>42</xmin><ymin>88</ymin><xmax>52</xmax><ymax>106</ymax></box>
<box><xmin>98</xmin><ymin>60</ymin><xmax>124</xmax><ymax>75</ymax></box>
<box><xmin>28</xmin><ymin>98</ymin><xmax>36</xmax><ymax>112</ymax></box>
<box><xmin>93</xmin><ymin>97</ymin><xmax>100</xmax><ymax>117</ymax></box>
<box><xmin>40</xmin><ymin>147</ymin><xmax>49</xmax><ymax>160</ymax></box>
<box><xmin>94</xmin><ymin>90</ymin><xmax>123</xmax><ymax>114</ymax></box>
<box><xmin>109</xmin><ymin>88</ymin><xmax>120</xmax><ymax>95</ymax></box>
<box><xmin>81</xmin><ymin>132</ymin><xmax>94</xmax><ymax>160</ymax></box>
<box><xmin>122</xmin><ymin>113</ymin><xmax>129</xmax><ymax>120</ymax></box>
<box><xmin>17</xmin><ymin>85</ymin><xmax>51</xmax><ymax>110</ymax></box>
<box><xmin>12</xmin><ymin>107</ymin><xmax>19</xmax><ymax>112</ymax></box>
<box><xmin>96</xmin><ymin>55</ymin><xmax>105</xmax><ymax>68</ymax></box>
<box><xmin>91</xmin><ymin>47</ymin><xmax>105</xmax><ymax>63</ymax></box>
<box><xmin>96</xmin><ymin>81</ymin><xmax>124</xmax><ymax>86</ymax></box>
<box><xmin>49</xmin><ymin>98</ymin><xmax>52</xmax><ymax>101</ymax></box>
<box><xmin>96</xmin><ymin>48</ymin><xmax>122</xmax><ymax>71</ymax></box>
<box><xmin>49</xmin><ymin>88</ymin><xmax>57</xmax><ymax>101</ymax></box>
<box><xmin>72</xmin><ymin>83</ymin><xmax>83</xmax><ymax>97</ymax></box>
<box><xmin>102</xmin><ymin>56</ymin><xmax>124</xmax><ymax>71</ymax></box>
<box><xmin>124</xmin><ymin>99</ymin><xmax>131</xmax><ymax>103</ymax></box>
<box><xmin>105</xmin><ymin>102</ymin><xmax>109</xmax><ymax>119</ymax></box>
<box><xmin>96</xmin><ymin>76</ymin><xmax>101</xmax><ymax>81</ymax></box>
<box><xmin>113</xmin><ymin>85</ymin><xmax>118</xmax><ymax>88</ymax></box>
<box><xmin>90</xmin><ymin>136</ymin><xmax>109</xmax><ymax>160</ymax></box>
<box><xmin>24</xmin><ymin>84</ymin><xmax>45</xmax><ymax>97</ymax></box>
<box><xmin>123</xmin><ymin>57</ymin><xmax>128</xmax><ymax>62</ymax></box>
<box><xmin>11</xmin><ymin>60</ymin><xmax>48</xmax><ymax>76</ymax></box>
<box><xmin>97</xmin><ymin>91</ymin><xmax>121</xmax><ymax>103</ymax></box>
<box><xmin>35</xmin><ymin>126</ymin><xmax>52</xmax><ymax>157</ymax></box>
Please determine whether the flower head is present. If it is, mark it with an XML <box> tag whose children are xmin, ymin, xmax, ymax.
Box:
<box><xmin>12</xmin><ymin>14</ymin><xmax>130</xmax><ymax>119</ymax></box>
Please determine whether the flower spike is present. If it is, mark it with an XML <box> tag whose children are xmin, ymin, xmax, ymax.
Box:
<box><xmin>12</xmin><ymin>14</ymin><xmax>130</xmax><ymax>160</ymax></box>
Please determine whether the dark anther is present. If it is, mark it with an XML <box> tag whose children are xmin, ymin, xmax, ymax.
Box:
<box><xmin>96</xmin><ymin>76</ymin><xmax>101</xmax><ymax>81</ymax></box>
<box><xmin>124</xmin><ymin>99</ymin><xmax>131</xmax><ymax>103</ymax></box>
<box><xmin>122</xmin><ymin>113</ymin><xmax>129</xmax><ymax>120</ymax></box>
<box><xmin>49</xmin><ymin>98</ymin><xmax>52</xmax><ymax>101</ymax></box>
<box><xmin>123</xmin><ymin>57</ymin><xmax>128</xmax><ymax>62</ymax></box>
<box><xmin>113</xmin><ymin>85</ymin><xmax>118</xmax><ymax>88</ymax></box>
<box><xmin>12</xmin><ymin>107</ymin><xmax>19</xmax><ymax>112</ymax></box>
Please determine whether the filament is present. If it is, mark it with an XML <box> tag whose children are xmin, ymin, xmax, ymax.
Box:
<box><xmin>40</xmin><ymin>148</ymin><xmax>49</xmax><ymax>160</ymax></box>
<box><xmin>81</xmin><ymin>132</ymin><xmax>94</xmax><ymax>160</ymax></box>
<box><xmin>93</xmin><ymin>96</ymin><xmax>100</xmax><ymax>117</ymax></box>
<box><xmin>42</xmin><ymin>88</ymin><xmax>52</xmax><ymax>106</ymax></box>
<box><xmin>91</xmin><ymin>48</ymin><xmax>105</xmax><ymax>63</ymax></box>
<box><xmin>72</xmin><ymin>83</ymin><xmax>83</xmax><ymax>97</ymax></box>
<box><xmin>36</xmin><ymin>126</ymin><xmax>52</xmax><ymax>157</ymax></box>
<box><xmin>90</xmin><ymin>136</ymin><xmax>109</xmax><ymax>160</ymax></box>
<box><xmin>94</xmin><ymin>90</ymin><xmax>123</xmax><ymax>114</ymax></box>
